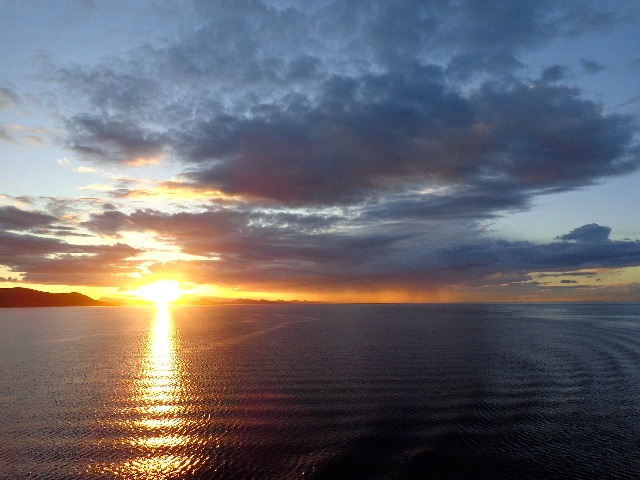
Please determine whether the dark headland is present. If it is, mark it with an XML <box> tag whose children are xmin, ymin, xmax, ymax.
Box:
<box><xmin>0</xmin><ymin>287</ymin><xmax>109</xmax><ymax>308</ymax></box>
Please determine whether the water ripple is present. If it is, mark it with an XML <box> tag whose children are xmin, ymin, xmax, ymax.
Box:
<box><xmin>2</xmin><ymin>303</ymin><xmax>640</xmax><ymax>478</ymax></box>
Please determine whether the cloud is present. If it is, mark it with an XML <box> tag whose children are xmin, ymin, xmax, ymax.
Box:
<box><xmin>25</xmin><ymin>135</ymin><xmax>45</xmax><ymax>146</ymax></box>
<box><xmin>19</xmin><ymin>0</ymin><xmax>639</xmax><ymax>299</ymax></box>
<box><xmin>361</xmin><ymin>184</ymin><xmax>530</xmax><ymax>221</ymax></box>
<box><xmin>65</xmin><ymin>114</ymin><xmax>166</xmax><ymax>165</ymax></box>
<box><xmin>0</xmin><ymin>201</ymin><xmax>145</xmax><ymax>286</ymax></box>
<box><xmin>174</xmin><ymin>77</ymin><xmax>638</xmax><ymax>207</ymax></box>
<box><xmin>0</xmin><ymin>126</ymin><xmax>15</xmax><ymax>144</ymax></box>
<box><xmin>0</xmin><ymin>206</ymin><xmax>58</xmax><ymax>231</ymax></box>
<box><xmin>73</xmin><ymin>165</ymin><xmax>96</xmax><ymax>173</ymax></box>
<box><xmin>83</xmin><ymin>203</ymin><xmax>640</xmax><ymax>295</ymax></box>
<box><xmin>0</xmin><ymin>230</ymin><xmax>141</xmax><ymax>286</ymax></box>
<box><xmin>53</xmin><ymin>0</ymin><xmax>639</xmax><ymax>215</ymax></box>
<box><xmin>616</xmin><ymin>95</ymin><xmax>640</xmax><ymax>109</ymax></box>
<box><xmin>537</xmin><ymin>271</ymin><xmax>598</xmax><ymax>278</ymax></box>
<box><xmin>17</xmin><ymin>245</ymin><xmax>140</xmax><ymax>286</ymax></box>
<box><xmin>580</xmin><ymin>58</ymin><xmax>604</xmax><ymax>74</ymax></box>
<box><xmin>540</xmin><ymin>64</ymin><xmax>569</xmax><ymax>83</ymax></box>
<box><xmin>557</xmin><ymin>223</ymin><xmax>611</xmax><ymax>243</ymax></box>
<box><xmin>438</xmin><ymin>225</ymin><xmax>640</xmax><ymax>277</ymax></box>
<box><xmin>0</xmin><ymin>86</ymin><xmax>19</xmax><ymax>109</ymax></box>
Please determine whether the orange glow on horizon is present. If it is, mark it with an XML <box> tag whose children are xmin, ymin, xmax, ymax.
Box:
<box><xmin>131</xmin><ymin>280</ymin><xmax>185</xmax><ymax>305</ymax></box>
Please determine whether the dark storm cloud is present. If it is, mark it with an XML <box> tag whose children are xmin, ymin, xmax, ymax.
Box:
<box><xmin>65</xmin><ymin>114</ymin><xmax>166</xmax><ymax>164</ymax></box>
<box><xmin>0</xmin><ymin>231</ymin><xmax>73</xmax><ymax>258</ymax></box>
<box><xmin>58</xmin><ymin>0</ymin><xmax>639</xmax><ymax>211</ymax></box>
<box><xmin>151</xmin><ymin>224</ymin><xmax>640</xmax><ymax>293</ymax></box>
<box><xmin>318</xmin><ymin>0</ymin><xmax>625</xmax><ymax>70</ymax></box>
<box><xmin>56</xmin><ymin>63</ymin><xmax>168</xmax><ymax>164</ymax></box>
<box><xmin>54</xmin><ymin>0</ymin><xmax>639</xmax><ymax>212</ymax></box>
<box><xmin>84</xmin><ymin>207</ymin><xmax>351</xmax><ymax>261</ymax></box>
<box><xmin>0</xmin><ymin>202</ymin><xmax>96</xmax><ymax>237</ymax></box>
<box><xmin>0</xmin><ymin>230</ymin><xmax>141</xmax><ymax>286</ymax></box>
<box><xmin>85</xmin><ymin>206</ymin><xmax>419</xmax><ymax>278</ymax></box>
<box><xmin>558</xmin><ymin>223</ymin><xmax>611</xmax><ymax>243</ymax></box>
<box><xmin>361</xmin><ymin>184</ymin><xmax>530</xmax><ymax>221</ymax></box>
<box><xmin>56</xmin><ymin>66</ymin><xmax>159</xmax><ymax>115</ymax></box>
<box><xmin>0</xmin><ymin>206</ymin><xmax>58</xmax><ymax>231</ymax></box>
<box><xmin>18</xmin><ymin>244</ymin><xmax>140</xmax><ymax>286</ymax></box>
<box><xmin>83</xmin><ymin>204</ymin><xmax>640</xmax><ymax>292</ymax></box>
<box><xmin>175</xmin><ymin>77</ymin><xmax>638</xmax><ymax>205</ymax></box>
<box><xmin>437</xmin><ymin>225</ymin><xmax>640</xmax><ymax>278</ymax></box>
<box><xmin>0</xmin><ymin>201</ymin><xmax>142</xmax><ymax>284</ymax></box>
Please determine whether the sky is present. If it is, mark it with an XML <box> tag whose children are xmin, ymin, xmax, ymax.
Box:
<box><xmin>0</xmin><ymin>0</ymin><xmax>639</xmax><ymax>303</ymax></box>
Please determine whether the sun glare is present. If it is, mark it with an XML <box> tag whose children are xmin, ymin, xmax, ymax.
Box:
<box><xmin>133</xmin><ymin>280</ymin><xmax>184</xmax><ymax>305</ymax></box>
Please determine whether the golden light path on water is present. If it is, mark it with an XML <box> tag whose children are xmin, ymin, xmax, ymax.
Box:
<box><xmin>89</xmin><ymin>305</ymin><xmax>204</xmax><ymax>478</ymax></box>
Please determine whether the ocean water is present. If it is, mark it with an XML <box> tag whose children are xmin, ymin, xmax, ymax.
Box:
<box><xmin>1</xmin><ymin>303</ymin><xmax>640</xmax><ymax>479</ymax></box>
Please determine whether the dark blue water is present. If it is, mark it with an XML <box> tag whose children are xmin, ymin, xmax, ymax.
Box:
<box><xmin>1</xmin><ymin>303</ymin><xmax>640</xmax><ymax>479</ymax></box>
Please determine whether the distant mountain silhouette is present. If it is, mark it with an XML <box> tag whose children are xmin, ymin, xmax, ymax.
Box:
<box><xmin>0</xmin><ymin>287</ymin><xmax>108</xmax><ymax>308</ymax></box>
<box><xmin>98</xmin><ymin>294</ymin><xmax>323</xmax><ymax>306</ymax></box>
<box><xmin>172</xmin><ymin>294</ymin><xmax>323</xmax><ymax>305</ymax></box>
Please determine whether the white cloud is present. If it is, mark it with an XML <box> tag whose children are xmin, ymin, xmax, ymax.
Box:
<box><xmin>73</xmin><ymin>166</ymin><xmax>97</xmax><ymax>174</ymax></box>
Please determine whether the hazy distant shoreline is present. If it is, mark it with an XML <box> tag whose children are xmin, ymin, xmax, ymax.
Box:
<box><xmin>0</xmin><ymin>287</ymin><xmax>324</xmax><ymax>308</ymax></box>
<box><xmin>1</xmin><ymin>287</ymin><xmax>636</xmax><ymax>308</ymax></box>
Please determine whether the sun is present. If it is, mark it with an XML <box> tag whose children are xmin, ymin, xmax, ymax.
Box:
<box><xmin>132</xmin><ymin>280</ymin><xmax>184</xmax><ymax>305</ymax></box>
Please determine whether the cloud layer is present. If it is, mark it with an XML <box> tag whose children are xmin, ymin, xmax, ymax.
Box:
<box><xmin>57</xmin><ymin>0</ymin><xmax>639</xmax><ymax>217</ymax></box>
<box><xmin>2</xmin><ymin>0</ymin><xmax>640</xmax><ymax>299</ymax></box>
<box><xmin>81</xmin><ymin>206</ymin><xmax>640</xmax><ymax>298</ymax></box>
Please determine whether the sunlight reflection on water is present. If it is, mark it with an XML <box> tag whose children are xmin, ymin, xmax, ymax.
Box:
<box><xmin>131</xmin><ymin>305</ymin><xmax>186</xmax><ymax>445</ymax></box>
<box><xmin>4</xmin><ymin>304</ymin><xmax>640</xmax><ymax>479</ymax></box>
<box><xmin>88</xmin><ymin>305</ymin><xmax>198</xmax><ymax>478</ymax></box>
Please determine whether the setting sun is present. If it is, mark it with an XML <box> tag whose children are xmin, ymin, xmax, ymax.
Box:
<box><xmin>132</xmin><ymin>280</ymin><xmax>184</xmax><ymax>305</ymax></box>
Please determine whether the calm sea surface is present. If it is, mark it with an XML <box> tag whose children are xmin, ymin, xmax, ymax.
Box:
<box><xmin>1</xmin><ymin>303</ymin><xmax>640</xmax><ymax>479</ymax></box>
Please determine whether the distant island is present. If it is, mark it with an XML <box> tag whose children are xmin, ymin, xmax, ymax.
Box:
<box><xmin>0</xmin><ymin>288</ymin><xmax>109</xmax><ymax>308</ymax></box>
